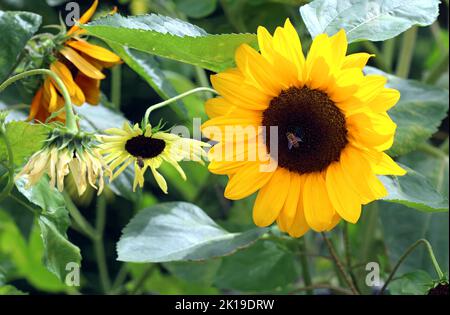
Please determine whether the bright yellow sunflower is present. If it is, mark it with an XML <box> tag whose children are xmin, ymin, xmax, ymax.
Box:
<box><xmin>99</xmin><ymin>122</ymin><xmax>209</xmax><ymax>192</ymax></box>
<box><xmin>29</xmin><ymin>0</ymin><xmax>121</xmax><ymax>122</ymax></box>
<box><xmin>201</xmin><ymin>19</ymin><xmax>406</xmax><ymax>238</ymax></box>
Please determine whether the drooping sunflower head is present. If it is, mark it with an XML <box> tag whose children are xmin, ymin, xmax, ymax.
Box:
<box><xmin>202</xmin><ymin>19</ymin><xmax>406</xmax><ymax>238</ymax></box>
<box><xmin>27</xmin><ymin>0</ymin><xmax>121</xmax><ymax>122</ymax></box>
<box><xmin>99</xmin><ymin>122</ymin><xmax>209</xmax><ymax>193</ymax></box>
<box><xmin>16</xmin><ymin>128</ymin><xmax>110</xmax><ymax>195</ymax></box>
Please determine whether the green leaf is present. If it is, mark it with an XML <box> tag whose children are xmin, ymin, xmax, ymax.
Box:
<box><xmin>0</xmin><ymin>211</ymin><xmax>67</xmax><ymax>292</ymax></box>
<box><xmin>117</xmin><ymin>202</ymin><xmax>268</xmax><ymax>263</ymax></box>
<box><xmin>0</xmin><ymin>10</ymin><xmax>42</xmax><ymax>81</ymax></box>
<box><xmin>15</xmin><ymin>177</ymin><xmax>81</xmax><ymax>281</ymax></box>
<box><xmin>163</xmin><ymin>260</ymin><xmax>222</xmax><ymax>286</ymax></box>
<box><xmin>365</xmin><ymin>67</ymin><xmax>449</xmax><ymax>157</ymax></box>
<box><xmin>380</xmin><ymin>165</ymin><xmax>448</xmax><ymax>212</ymax></box>
<box><xmin>106</xmin><ymin>43</ymin><xmax>179</xmax><ymax>101</ymax></box>
<box><xmin>299</xmin><ymin>0</ymin><xmax>440</xmax><ymax>43</ymax></box>
<box><xmin>174</xmin><ymin>0</ymin><xmax>217</xmax><ymax>19</ymax></box>
<box><xmin>388</xmin><ymin>270</ymin><xmax>434</xmax><ymax>295</ymax></box>
<box><xmin>81</xmin><ymin>14</ymin><xmax>258</xmax><ymax>72</ymax></box>
<box><xmin>0</xmin><ymin>285</ymin><xmax>27</xmax><ymax>295</ymax></box>
<box><xmin>380</xmin><ymin>149</ymin><xmax>449</xmax><ymax>276</ymax></box>
<box><xmin>213</xmin><ymin>240</ymin><xmax>298</xmax><ymax>292</ymax></box>
<box><xmin>0</xmin><ymin>121</ymin><xmax>49</xmax><ymax>167</ymax></box>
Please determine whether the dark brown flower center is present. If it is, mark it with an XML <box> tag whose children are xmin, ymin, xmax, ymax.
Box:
<box><xmin>262</xmin><ymin>86</ymin><xmax>348</xmax><ymax>174</ymax></box>
<box><xmin>125</xmin><ymin>135</ymin><xmax>166</xmax><ymax>159</ymax></box>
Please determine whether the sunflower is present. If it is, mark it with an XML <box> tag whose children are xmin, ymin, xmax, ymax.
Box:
<box><xmin>201</xmin><ymin>19</ymin><xmax>406</xmax><ymax>238</ymax></box>
<box><xmin>16</xmin><ymin>129</ymin><xmax>109</xmax><ymax>195</ymax></box>
<box><xmin>99</xmin><ymin>122</ymin><xmax>209</xmax><ymax>192</ymax></box>
<box><xmin>28</xmin><ymin>0</ymin><xmax>121</xmax><ymax>122</ymax></box>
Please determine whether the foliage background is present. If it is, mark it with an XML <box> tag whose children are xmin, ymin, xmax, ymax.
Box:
<box><xmin>0</xmin><ymin>0</ymin><xmax>448</xmax><ymax>295</ymax></box>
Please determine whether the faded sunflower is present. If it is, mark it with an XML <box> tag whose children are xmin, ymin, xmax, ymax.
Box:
<box><xmin>202</xmin><ymin>19</ymin><xmax>406</xmax><ymax>238</ymax></box>
<box><xmin>99</xmin><ymin>122</ymin><xmax>209</xmax><ymax>192</ymax></box>
<box><xmin>29</xmin><ymin>0</ymin><xmax>121</xmax><ymax>122</ymax></box>
<box><xmin>16</xmin><ymin>129</ymin><xmax>110</xmax><ymax>195</ymax></box>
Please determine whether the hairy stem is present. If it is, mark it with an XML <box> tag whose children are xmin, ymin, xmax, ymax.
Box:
<box><xmin>380</xmin><ymin>239</ymin><xmax>444</xmax><ymax>294</ymax></box>
<box><xmin>0</xmin><ymin>69</ymin><xmax>77</xmax><ymax>133</ymax></box>
<box><xmin>298</xmin><ymin>238</ymin><xmax>313</xmax><ymax>294</ymax></box>
<box><xmin>321</xmin><ymin>232</ymin><xmax>359</xmax><ymax>295</ymax></box>
<box><xmin>94</xmin><ymin>195</ymin><xmax>111</xmax><ymax>293</ymax></box>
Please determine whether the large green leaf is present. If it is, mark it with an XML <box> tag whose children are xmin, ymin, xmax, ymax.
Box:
<box><xmin>299</xmin><ymin>0</ymin><xmax>440</xmax><ymax>43</ymax></box>
<box><xmin>213</xmin><ymin>240</ymin><xmax>298</xmax><ymax>292</ymax></box>
<box><xmin>106</xmin><ymin>43</ymin><xmax>179</xmax><ymax>102</ymax></box>
<box><xmin>117</xmin><ymin>202</ymin><xmax>267</xmax><ymax>263</ymax></box>
<box><xmin>388</xmin><ymin>270</ymin><xmax>434</xmax><ymax>295</ymax></box>
<box><xmin>0</xmin><ymin>121</ymin><xmax>49</xmax><ymax>167</ymax></box>
<box><xmin>15</xmin><ymin>177</ymin><xmax>81</xmax><ymax>281</ymax></box>
<box><xmin>81</xmin><ymin>14</ymin><xmax>258</xmax><ymax>72</ymax></box>
<box><xmin>380</xmin><ymin>165</ymin><xmax>448</xmax><ymax>212</ymax></box>
<box><xmin>0</xmin><ymin>10</ymin><xmax>41</xmax><ymax>81</ymax></box>
<box><xmin>365</xmin><ymin>67</ymin><xmax>449</xmax><ymax>157</ymax></box>
<box><xmin>380</xmin><ymin>149</ymin><xmax>449</xmax><ymax>276</ymax></box>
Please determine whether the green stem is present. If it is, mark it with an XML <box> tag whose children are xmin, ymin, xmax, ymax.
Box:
<box><xmin>424</xmin><ymin>51</ymin><xmax>449</xmax><ymax>84</ymax></box>
<box><xmin>0</xmin><ymin>128</ymin><xmax>14</xmax><ymax>203</ymax></box>
<box><xmin>321</xmin><ymin>232</ymin><xmax>359</xmax><ymax>295</ymax></box>
<box><xmin>131</xmin><ymin>264</ymin><xmax>155</xmax><ymax>295</ymax></box>
<box><xmin>142</xmin><ymin>87</ymin><xmax>218</xmax><ymax>127</ymax></box>
<box><xmin>0</xmin><ymin>69</ymin><xmax>77</xmax><ymax>133</ymax></box>
<box><xmin>343</xmin><ymin>222</ymin><xmax>360</xmax><ymax>293</ymax></box>
<box><xmin>417</xmin><ymin>142</ymin><xmax>448</xmax><ymax>159</ymax></box>
<box><xmin>63</xmin><ymin>192</ymin><xmax>98</xmax><ymax>240</ymax></box>
<box><xmin>94</xmin><ymin>195</ymin><xmax>111</xmax><ymax>293</ymax></box>
<box><xmin>298</xmin><ymin>238</ymin><xmax>313</xmax><ymax>295</ymax></box>
<box><xmin>109</xmin><ymin>263</ymin><xmax>129</xmax><ymax>294</ymax></box>
<box><xmin>381</xmin><ymin>38</ymin><xmax>395</xmax><ymax>72</ymax></box>
<box><xmin>380</xmin><ymin>239</ymin><xmax>445</xmax><ymax>294</ymax></box>
<box><xmin>395</xmin><ymin>27</ymin><xmax>418</xmax><ymax>78</ymax></box>
<box><xmin>110</xmin><ymin>64</ymin><xmax>122</xmax><ymax>110</ymax></box>
<box><xmin>194</xmin><ymin>66</ymin><xmax>212</xmax><ymax>99</ymax></box>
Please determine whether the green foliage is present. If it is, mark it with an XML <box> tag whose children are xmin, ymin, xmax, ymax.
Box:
<box><xmin>174</xmin><ymin>0</ymin><xmax>218</xmax><ymax>19</ymax></box>
<box><xmin>16</xmin><ymin>178</ymin><xmax>81</xmax><ymax>281</ymax></box>
<box><xmin>0</xmin><ymin>121</ymin><xmax>49</xmax><ymax>167</ymax></box>
<box><xmin>388</xmin><ymin>270</ymin><xmax>434</xmax><ymax>295</ymax></box>
<box><xmin>300</xmin><ymin>0</ymin><xmax>440</xmax><ymax>42</ymax></box>
<box><xmin>117</xmin><ymin>202</ymin><xmax>268</xmax><ymax>263</ymax></box>
<box><xmin>380</xmin><ymin>165</ymin><xmax>448</xmax><ymax>212</ymax></box>
<box><xmin>81</xmin><ymin>14</ymin><xmax>258</xmax><ymax>72</ymax></box>
<box><xmin>0</xmin><ymin>11</ymin><xmax>42</xmax><ymax>82</ymax></box>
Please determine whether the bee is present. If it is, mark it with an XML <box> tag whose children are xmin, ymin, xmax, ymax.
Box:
<box><xmin>136</xmin><ymin>156</ymin><xmax>145</xmax><ymax>169</ymax></box>
<box><xmin>286</xmin><ymin>128</ymin><xmax>304</xmax><ymax>150</ymax></box>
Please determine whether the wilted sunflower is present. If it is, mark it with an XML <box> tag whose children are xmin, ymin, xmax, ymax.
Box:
<box><xmin>99</xmin><ymin>122</ymin><xmax>209</xmax><ymax>192</ymax></box>
<box><xmin>16</xmin><ymin>128</ymin><xmax>109</xmax><ymax>195</ymax></box>
<box><xmin>28</xmin><ymin>0</ymin><xmax>121</xmax><ymax>122</ymax></box>
<box><xmin>202</xmin><ymin>19</ymin><xmax>406</xmax><ymax>238</ymax></box>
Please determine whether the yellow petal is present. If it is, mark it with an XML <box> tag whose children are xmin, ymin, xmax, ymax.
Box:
<box><xmin>67</xmin><ymin>39</ymin><xmax>121</xmax><ymax>63</ymax></box>
<box><xmin>224</xmin><ymin>162</ymin><xmax>274</xmax><ymax>200</ymax></box>
<box><xmin>287</xmin><ymin>176</ymin><xmax>309</xmax><ymax>238</ymax></box>
<box><xmin>364</xmin><ymin>151</ymin><xmax>407</xmax><ymax>176</ymax></box>
<box><xmin>367</xmin><ymin>88</ymin><xmax>400</xmax><ymax>113</ymax></box>
<box><xmin>50</xmin><ymin>61</ymin><xmax>76</xmax><ymax>95</ymax></box>
<box><xmin>277</xmin><ymin>173</ymin><xmax>302</xmax><ymax>233</ymax></box>
<box><xmin>67</xmin><ymin>0</ymin><xmax>98</xmax><ymax>35</ymax></box>
<box><xmin>343</xmin><ymin>53</ymin><xmax>374</xmax><ymax>69</ymax></box>
<box><xmin>28</xmin><ymin>87</ymin><xmax>43</xmax><ymax>120</ymax></box>
<box><xmin>60</xmin><ymin>46</ymin><xmax>105</xmax><ymax>80</ymax></box>
<box><xmin>329</xmin><ymin>29</ymin><xmax>347</xmax><ymax>69</ymax></box>
<box><xmin>302</xmin><ymin>173</ymin><xmax>336</xmax><ymax>232</ymax></box>
<box><xmin>75</xmin><ymin>73</ymin><xmax>100</xmax><ymax>104</ymax></box>
<box><xmin>253</xmin><ymin>168</ymin><xmax>290</xmax><ymax>227</ymax></box>
<box><xmin>326</xmin><ymin>162</ymin><xmax>362</xmax><ymax>223</ymax></box>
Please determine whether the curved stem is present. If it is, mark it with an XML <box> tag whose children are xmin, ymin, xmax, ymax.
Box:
<box><xmin>0</xmin><ymin>69</ymin><xmax>78</xmax><ymax>133</ymax></box>
<box><xmin>0</xmin><ymin>128</ymin><xmax>15</xmax><ymax>203</ymax></box>
<box><xmin>131</xmin><ymin>264</ymin><xmax>155</xmax><ymax>295</ymax></box>
<box><xmin>380</xmin><ymin>239</ymin><xmax>444</xmax><ymax>294</ymax></box>
<box><xmin>94</xmin><ymin>195</ymin><xmax>111</xmax><ymax>293</ymax></box>
<box><xmin>142</xmin><ymin>87</ymin><xmax>218</xmax><ymax>127</ymax></box>
<box><xmin>321</xmin><ymin>232</ymin><xmax>359</xmax><ymax>295</ymax></box>
<box><xmin>298</xmin><ymin>238</ymin><xmax>313</xmax><ymax>294</ymax></box>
